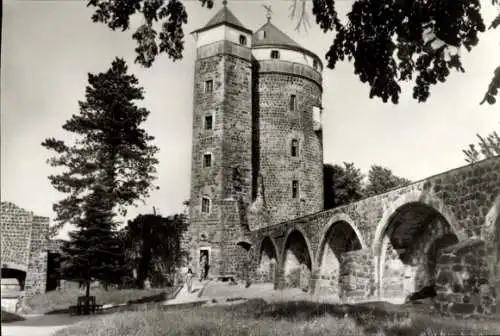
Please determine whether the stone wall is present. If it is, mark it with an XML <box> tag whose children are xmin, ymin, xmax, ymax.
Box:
<box><xmin>434</xmin><ymin>239</ymin><xmax>495</xmax><ymax>317</ymax></box>
<box><xmin>248</xmin><ymin>157</ymin><xmax>499</xmax><ymax>314</ymax></box>
<box><xmin>250</xmin><ymin>61</ymin><xmax>323</xmax><ymax>227</ymax></box>
<box><xmin>1</xmin><ymin>202</ymin><xmax>33</xmax><ymax>271</ymax></box>
<box><xmin>339</xmin><ymin>249</ymin><xmax>373</xmax><ymax>302</ymax></box>
<box><xmin>1</xmin><ymin>202</ymin><xmax>50</xmax><ymax>312</ymax></box>
<box><xmin>187</xmin><ymin>39</ymin><xmax>253</xmax><ymax>278</ymax></box>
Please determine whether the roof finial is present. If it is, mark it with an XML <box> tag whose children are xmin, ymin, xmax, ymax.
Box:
<box><xmin>222</xmin><ymin>0</ymin><xmax>227</xmax><ymax>7</ymax></box>
<box><xmin>262</xmin><ymin>4</ymin><xmax>272</xmax><ymax>22</ymax></box>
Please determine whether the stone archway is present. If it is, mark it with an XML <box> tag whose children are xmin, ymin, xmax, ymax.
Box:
<box><xmin>257</xmin><ymin>237</ymin><xmax>278</xmax><ymax>283</ymax></box>
<box><xmin>316</xmin><ymin>220</ymin><xmax>363</xmax><ymax>299</ymax></box>
<box><xmin>1</xmin><ymin>266</ymin><xmax>27</xmax><ymax>312</ymax></box>
<box><xmin>375</xmin><ymin>202</ymin><xmax>460</xmax><ymax>303</ymax></box>
<box><xmin>282</xmin><ymin>229</ymin><xmax>313</xmax><ymax>291</ymax></box>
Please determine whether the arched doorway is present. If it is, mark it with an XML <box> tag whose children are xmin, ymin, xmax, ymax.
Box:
<box><xmin>376</xmin><ymin>202</ymin><xmax>459</xmax><ymax>302</ymax></box>
<box><xmin>282</xmin><ymin>230</ymin><xmax>312</xmax><ymax>291</ymax></box>
<box><xmin>317</xmin><ymin>220</ymin><xmax>363</xmax><ymax>299</ymax></box>
<box><xmin>257</xmin><ymin>237</ymin><xmax>278</xmax><ymax>283</ymax></box>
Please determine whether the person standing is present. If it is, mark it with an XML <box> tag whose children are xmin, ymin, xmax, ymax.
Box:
<box><xmin>185</xmin><ymin>268</ymin><xmax>194</xmax><ymax>293</ymax></box>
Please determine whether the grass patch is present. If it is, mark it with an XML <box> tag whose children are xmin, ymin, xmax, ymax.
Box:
<box><xmin>1</xmin><ymin>309</ymin><xmax>26</xmax><ymax>323</ymax></box>
<box><xmin>23</xmin><ymin>287</ymin><xmax>177</xmax><ymax>314</ymax></box>
<box><xmin>53</xmin><ymin>299</ymin><xmax>500</xmax><ymax>336</ymax></box>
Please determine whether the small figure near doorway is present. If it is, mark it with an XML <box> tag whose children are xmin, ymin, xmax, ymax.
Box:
<box><xmin>185</xmin><ymin>268</ymin><xmax>194</xmax><ymax>293</ymax></box>
<box><xmin>199</xmin><ymin>250</ymin><xmax>209</xmax><ymax>281</ymax></box>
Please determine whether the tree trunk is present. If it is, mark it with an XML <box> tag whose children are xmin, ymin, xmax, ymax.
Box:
<box><xmin>85</xmin><ymin>279</ymin><xmax>91</xmax><ymax>315</ymax></box>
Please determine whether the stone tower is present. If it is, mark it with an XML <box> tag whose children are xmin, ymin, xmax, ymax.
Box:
<box><xmin>187</xmin><ymin>3</ymin><xmax>253</xmax><ymax>278</ymax></box>
<box><xmin>186</xmin><ymin>4</ymin><xmax>324</xmax><ymax>279</ymax></box>
<box><xmin>249</xmin><ymin>18</ymin><xmax>324</xmax><ymax>228</ymax></box>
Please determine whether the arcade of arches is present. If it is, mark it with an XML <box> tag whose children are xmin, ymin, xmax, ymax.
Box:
<box><xmin>246</xmin><ymin>156</ymin><xmax>500</xmax><ymax>318</ymax></box>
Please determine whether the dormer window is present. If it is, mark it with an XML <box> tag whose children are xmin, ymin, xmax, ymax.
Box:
<box><xmin>259</xmin><ymin>30</ymin><xmax>266</xmax><ymax>39</ymax></box>
<box><xmin>239</xmin><ymin>35</ymin><xmax>247</xmax><ymax>46</ymax></box>
<box><xmin>205</xmin><ymin>80</ymin><xmax>213</xmax><ymax>93</ymax></box>
<box><xmin>271</xmin><ymin>50</ymin><xmax>280</xmax><ymax>59</ymax></box>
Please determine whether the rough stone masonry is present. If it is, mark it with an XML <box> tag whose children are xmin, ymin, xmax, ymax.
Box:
<box><xmin>1</xmin><ymin>202</ymin><xmax>49</xmax><ymax>311</ymax></box>
<box><xmin>184</xmin><ymin>3</ymin><xmax>500</xmax><ymax>319</ymax></box>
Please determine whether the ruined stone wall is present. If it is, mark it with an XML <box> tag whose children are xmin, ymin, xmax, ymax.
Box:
<box><xmin>434</xmin><ymin>239</ymin><xmax>494</xmax><ymax>317</ymax></box>
<box><xmin>251</xmin><ymin>61</ymin><xmax>323</xmax><ymax>227</ymax></box>
<box><xmin>1</xmin><ymin>202</ymin><xmax>33</xmax><ymax>271</ymax></box>
<box><xmin>1</xmin><ymin>203</ymin><xmax>50</xmax><ymax>312</ymax></box>
<box><xmin>24</xmin><ymin>215</ymin><xmax>49</xmax><ymax>297</ymax></box>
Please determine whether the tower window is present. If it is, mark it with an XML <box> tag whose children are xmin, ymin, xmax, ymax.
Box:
<box><xmin>205</xmin><ymin>80</ymin><xmax>213</xmax><ymax>93</ymax></box>
<box><xmin>203</xmin><ymin>153</ymin><xmax>212</xmax><ymax>167</ymax></box>
<box><xmin>258</xmin><ymin>30</ymin><xmax>266</xmax><ymax>39</ymax></box>
<box><xmin>270</xmin><ymin>50</ymin><xmax>280</xmax><ymax>59</ymax></box>
<box><xmin>204</xmin><ymin>115</ymin><xmax>213</xmax><ymax>130</ymax></box>
<box><xmin>313</xmin><ymin>59</ymin><xmax>319</xmax><ymax>70</ymax></box>
<box><xmin>289</xmin><ymin>94</ymin><xmax>296</xmax><ymax>111</ymax></box>
<box><xmin>292</xmin><ymin>180</ymin><xmax>299</xmax><ymax>199</ymax></box>
<box><xmin>201</xmin><ymin>197</ymin><xmax>211</xmax><ymax>213</ymax></box>
<box><xmin>291</xmin><ymin>139</ymin><xmax>299</xmax><ymax>157</ymax></box>
<box><xmin>239</xmin><ymin>35</ymin><xmax>247</xmax><ymax>46</ymax></box>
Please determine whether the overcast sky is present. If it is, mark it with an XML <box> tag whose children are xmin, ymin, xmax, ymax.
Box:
<box><xmin>2</xmin><ymin>0</ymin><xmax>499</xmax><ymax>238</ymax></box>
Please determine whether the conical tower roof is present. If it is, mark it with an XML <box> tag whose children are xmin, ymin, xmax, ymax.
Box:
<box><xmin>192</xmin><ymin>4</ymin><xmax>252</xmax><ymax>34</ymax></box>
<box><xmin>252</xmin><ymin>22</ymin><xmax>302</xmax><ymax>49</ymax></box>
<box><xmin>252</xmin><ymin>21</ymin><xmax>323</xmax><ymax>69</ymax></box>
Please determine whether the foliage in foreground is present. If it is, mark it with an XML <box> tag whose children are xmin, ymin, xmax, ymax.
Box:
<box><xmin>53</xmin><ymin>299</ymin><xmax>500</xmax><ymax>336</ymax></box>
<box><xmin>86</xmin><ymin>0</ymin><xmax>500</xmax><ymax>104</ymax></box>
<box><xmin>22</xmin><ymin>285</ymin><xmax>172</xmax><ymax>314</ymax></box>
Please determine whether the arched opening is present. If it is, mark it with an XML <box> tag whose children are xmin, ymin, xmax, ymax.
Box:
<box><xmin>1</xmin><ymin>267</ymin><xmax>26</xmax><ymax>311</ymax></box>
<box><xmin>257</xmin><ymin>237</ymin><xmax>277</xmax><ymax>283</ymax></box>
<box><xmin>283</xmin><ymin>230</ymin><xmax>312</xmax><ymax>291</ymax></box>
<box><xmin>377</xmin><ymin>202</ymin><xmax>459</xmax><ymax>302</ymax></box>
<box><xmin>317</xmin><ymin>221</ymin><xmax>363</xmax><ymax>299</ymax></box>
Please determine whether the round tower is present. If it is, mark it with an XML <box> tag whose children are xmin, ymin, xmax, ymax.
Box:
<box><xmin>251</xmin><ymin>19</ymin><xmax>324</xmax><ymax>226</ymax></box>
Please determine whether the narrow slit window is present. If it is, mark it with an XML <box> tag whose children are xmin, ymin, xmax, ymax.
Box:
<box><xmin>290</xmin><ymin>94</ymin><xmax>296</xmax><ymax>111</ymax></box>
<box><xmin>201</xmin><ymin>197</ymin><xmax>211</xmax><ymax>213</ymax></box>
<box><xmin>291</xmin><ymin>139</ymin><xmax>299</xmax><ymax>157</ymax></box>
<box><xmin>271</xmin><ymin>50</ymin><xmax>280</xmax><ymax>59</ymax></box>
<box><xmin>205</xmin><ymin>115</ymin><xmax>213</xmax><ymax>130</ymax></box>
<box><xmin>205</xmin><ymin>80</ymin><xmax>213</xmax><ymax>93</ymax></box>
<box><xmin>203</xmin><ymin>153</ymin><xmax>212</xmax><ymax>167</ymax></box>
<box><xmin>292</xmin><ymin>180</ymin><xmax>299</xmax><ymax>199</ymax></box>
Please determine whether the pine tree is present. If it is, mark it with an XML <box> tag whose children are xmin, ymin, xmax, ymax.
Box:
<box><xmin>42</xmin><ymin>58</ymin><xmax>159</xmax><ymax>304</ymax></box>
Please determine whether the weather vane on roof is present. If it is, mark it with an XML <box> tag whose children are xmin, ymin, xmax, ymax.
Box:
<box><xmin>262</xmin><ymin>4</ymin><xmax>272</xmax><ymax>22</ymax></box>
<box><xmin>222</xmin><ymin>0</ymin><xmax>228</xmax><ymax>6</ymax></box>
